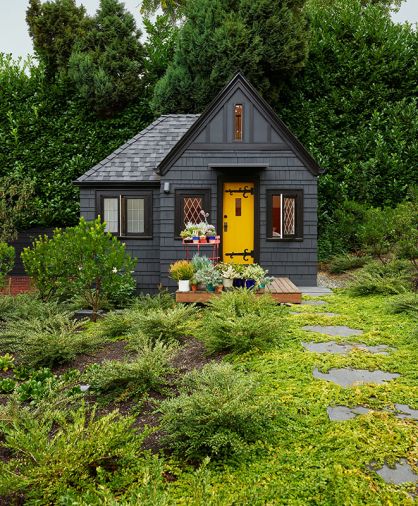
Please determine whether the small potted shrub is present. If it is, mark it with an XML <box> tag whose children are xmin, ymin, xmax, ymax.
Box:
<box><xmin>196</xmin><ymin>264</ymin><xmax>223</xmax><ymax>292</ymax></box>
<box><xmin>190</xmin><ymin>276</ymin><xmax>198</xmax><ymax>292</ymax></box>
<box><xmin>243</xmin><ymin>264</ymin><xmax>271</xmax><ymax>290</ymax></box>
<box><xmin>205</xmin><ymin>224</ymin><xmax>217</xmax><ymax>243</ymax></box>
<box><xmin>169</xmin><ymin>260</ymin><xmax>195</xmax><ymax>292</ymax></box>
<box><xmin>219</xmin><ymin>263</ymin><xmax>236</xmax><ymax>289</ymax></box>
<box><xmin>232</xmin><ymin>264</ymin><xmax>245</xmax><ymax>288</ymax></box>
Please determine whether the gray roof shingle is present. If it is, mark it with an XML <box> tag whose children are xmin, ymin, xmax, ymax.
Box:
<box><xmin>76</xmin><ymin>114</ymin><xmax>200</xmax><ymax>184</ymax></box>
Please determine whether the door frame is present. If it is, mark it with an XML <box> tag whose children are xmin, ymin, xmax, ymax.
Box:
<box><xmin>217</xmin><ymin>173</ymin><xmax>260</xmax><ymax>264</ymax></box>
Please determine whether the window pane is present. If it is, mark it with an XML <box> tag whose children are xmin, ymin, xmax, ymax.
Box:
<box><xmin>234</xmin><ymin>104</ymin><xmax>243</xmax><ymax>140</ymax></box>
<box><xmin>183</xmin><ymin>197</ymin><xmax>203</xmax><ymax>226</ymax></box>
<box><xmin>103</xmin><ymin>198</ymin><xmax>118</xmax><ymax>233</ymax></box>
<box><xmin>283</xmin><ymin>197</ymin><xmax>296</xmax><ymax>235</ymax></box>
<box><xmin>272</xmin><ymin>195</ymin><xmax>281</xmax><ymax>237</ymax></box>
<box><xmin>127</xmin><ymin>198</ymin><xmax>145</xmax><ymax>234</ymax></box>
<box><xmin>235</xmin><ymin>198</ymin><xmax>241</xmax><ymax>217</ymax></box>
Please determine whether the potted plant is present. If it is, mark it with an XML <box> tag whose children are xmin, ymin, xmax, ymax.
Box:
<box><xmin>232</xmin><ymin>264</ymin><xmax>246</xmax><ymax>288</ymax></box>
<box><xmin>169</xmin><ymin>260</ymin><xmax>195</xmax><ymax>292</ymax></box>
<box><xmin>191</xmin><ymin>255</ymin><xmax>213</xmax><ymax>290</ymax></box>
<box><xmin>190</xmin><ymin>276</ymin><xmax>198</xmax><ymax>292</ymax></box>
<box><xmin>243</xmin><ymin>264</ymin><xmax>270</xmax><ymax>290</ymax></box>
<box><xmin>219</xmin><ymin>263</ymin><xmax>236</xmax><ymax>289</ymax></box>
<box><xmin>195</xmin><ymin>264</ymin><xmax>223</xmax><ymax>292</ymax></box>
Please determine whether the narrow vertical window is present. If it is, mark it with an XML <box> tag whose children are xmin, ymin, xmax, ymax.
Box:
<box><xmin>103</xmin><ymin>197</ymin><xmax>119</xmax><ymax>233</ymax></box>
<box><xmin>272</xmin><ymin>195</ymin><xmax>282</xmax><ymax>237</ymax></box>
<box><xmin>126</xmin><ymin>198</ymin><xmax>145</xmax><ymax>234</ymax></box>
<box><xmin>235</xmin><ymin>198</ymin><xmax>242</xmax><ymax>216</ymax></box>
<box><xmin>267</xmin><ymin>190</ymin><xmax>303</xmax><ymax>240</ymax></box>
<box><xmin>234</xmin><ymin>104</ymin><xmax>243</xmax><ymax>141</ymax></box>
<box><xmin>183</xmin><ymin>197</ymin><xmax>203</xmax><ymax>226</ymax></box>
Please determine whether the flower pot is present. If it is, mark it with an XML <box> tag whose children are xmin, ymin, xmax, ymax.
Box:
<box><xmin>207</xmin><ymin>235</ymin><xmax>216</xmax><ymax>243</ymax></box>
<box><xmin>215</xmin><ymin>285</ymin><xmax>223</xmax><ymax>294</ymax></box>
<box><xmin>199</xmin><ymin>236</ymin><xmax>207</xmax><ymax>243</ymax></box>
<box><xmin>245</xmin><ymin>279</ymin><xmax>256</xmax><ymax>290</ymax></box>
<box><xmin>183</xmin><ymin>238</ymin><xmax>193</xmax><ymax>244</ymax></box>
<box><xmin>206</xmin><ymin>283</ymin><xmax>215</xmax><ymax>292</ymax></box>
<box><xmin>178</xmin><ymin>280</ymin><xmax>190</xmax><ymax>292</ymax></box>
<box><xmin>233</xmin><ymin>278</ymin><xmax>245</xmax><ymax>288</ymax></box>
<box><xmin>223</xmin><ymin>278</ymin><xmax>234</xmax><ymax>289</ymax></box>
<box><xmin>193</xmin><ymin>236</ymin><xmax>199</xmax><ymax>244</ymax></box>
<box><xmin>191</xmin><ymin>284</ymin><xmax>198</xmax><ymax>292</ymax></box>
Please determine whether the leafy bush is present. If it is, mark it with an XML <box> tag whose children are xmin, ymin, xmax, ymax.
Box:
<box><xmin>0</xmin><ymin>404</ymin><xmax>164</xmax><ymax>504</ymax></box>
<box><xmin>387</xmin><ymin>292</ymin><xmax>418</xmax><ymax>317</ymax></box>
<box><xmin>0</xmin><ymin>353</ymin><xmax>14</xmax><ymax>372</ymax></box>
<box><xmin>191</xmin><ymin>254</ymin><xmax>212</xmax><ymax>272</ymax></box>
<box><xmin>328</xmin><ymin>254</ymin><xmax>370</xmax><ymax>274</ymax></box>
<box><xmin>0</xmin><ymin>294</ymin><xmax>63</xmax><ymax>324</ymax></box>
<box><xmin>0</xmin><ymin>312</ymin><xmax>101</xmax><ymax>367</ymax></box>
<box><xmin>132</xmin><ymin>304</ymin><xmax>199</xmax><ymax>343</ymax></box>
<box><xmin>0</xmin><ymin>242</ymin><xmax>14</xmax><ymax>288</ymax></box>
<box><xmin>169</xmin><ymin>260</ymin><xmax>195</xmax><ymax>281</ymax></box>
<box><xmin>131</xmin><ymin>290</ymin><xmax>175</xmax><ymax>312</ymax></box>
<box><xmin>347</xmin><ymin>260</ymin><xmax>415</xmax><ymax>296</ymax></box>
<box><xmin>85</xmin><ymin>337</ymin><xmax>175</xmax><ymax>398</ymax></box>
<box><xmin>22</xmin><ymin>218</ymin><xmax>136</xmax><ymax>320</ymax></box>
<box><xmin>197</xmin><ymin>290</ymin><xmax>288</xmax><ymax>354</ymax></box>
<box><xmin>158</xmin><ymin>362</ymin><xmax>273</xmax><ymax>460</ymax></box>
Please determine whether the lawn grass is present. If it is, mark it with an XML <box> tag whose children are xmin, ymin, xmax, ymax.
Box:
<box><xmin>165</xmin><ymin>292</ymin><xmax>417</xmax><ymax>505</ymax></box>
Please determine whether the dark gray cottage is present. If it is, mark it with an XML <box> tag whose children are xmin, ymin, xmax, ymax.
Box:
<box><xmin>75</xmin><ymin>74</ymin><xmax>322</xmax><ymax>293</ymax></box>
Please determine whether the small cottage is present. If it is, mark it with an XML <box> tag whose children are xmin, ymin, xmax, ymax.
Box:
<box><xmin>75</xmin><ymin>73</ymin><xmax>323</xmax><ymax>293</ymax></box>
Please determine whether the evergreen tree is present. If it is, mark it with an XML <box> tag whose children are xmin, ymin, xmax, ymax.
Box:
<box><xmin>140</xmin><ymin>0</ymin><xmax>185</xmax><ymax>21</ymax></box>
<box><xmin>26</xmin><ymin>0</ymin><xmax>89</xmax><ymax>80</ymax></box>
<box><xmin>152</xmin><ymin>0</ymin><xmax>308</xmax><ymax>114</ymax></box>
<box><xmin>68</xmin><ymin>0</ymin><xmax>146</xmax><ymax>117</ymax></box>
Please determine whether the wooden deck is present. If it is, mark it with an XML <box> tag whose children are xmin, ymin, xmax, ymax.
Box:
<box><xmin>176</xmin><ymin>277</ymin><xmax>302</xmax><ymax>304</ymax></box>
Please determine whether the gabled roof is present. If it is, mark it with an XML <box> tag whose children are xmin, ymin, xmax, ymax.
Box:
<box><xmin>75</xmin><ymin>114</ymin><xmax>200</xmax><ymax>185</ymax></box>
<box><xmin>157</xmin><ymin>73</ymin><xmax>323</xmax><ymax>176</ymax></box>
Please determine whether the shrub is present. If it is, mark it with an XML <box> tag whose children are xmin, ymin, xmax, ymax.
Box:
<box><xmin>132</xmin><ymin>304</ymin><xmax>199</xmax><ymax>343</ymax></box>
<box><xmin>0</xmin><ymin>294</ymin><xmax>63</xmax><ymax>324</ymax></box>
<box><xmin>328</xmin><ymin>254</ymin><xmax>370</xmax><ymax>274</ymax></box>
<box><xmin>0</xmin><ymin>404</ymin><xmax>163</xmax><ymax>504</ymax></box>
<box><xmin>158</xmin><ymin>363</ymin><xmax>273</xmax><ymax>460</ymax></box>
<box><xmin>191</xmin><ymin>254</ymin><xmax>212</xmax><ymax>272</ymax></box>
<box><xmin>85</xmin><ymin>337</ymin><xmax>175</xmax><ymax>398</ymax></box>
<box><xmin>347</xmin><ymin>260</ymin><xmax>415</xmax><ymax>296</ymax></box>
<box><xmin>130</xmin><ymin>290</ymin><xmax>175</xmax><ymax>312</ymax></box>
<box><xmin>197</xmin><ymin>290</ymin><xmax>288</xmax><ymax>354</ymax></box>
<box><xmin>22</xmin><ymin>218</ymin><xmax>137</xmax><ymax>320</ymax></box>
<box><xmin>169</xmin><ymin>260</ymin><xmax>195</xmax><ymax>281</ymax></box>
<box><xmin>0</xmin><ymin>242</ymin><xmax>14</xmax><ymax>289</ymax></box>
<box><xmin>387</xmin><ymin>292</ymin><xmax>418</xmax><ymax>317</ymax></box>
<box><xmin>0</xmin><ymin>353</ymin><xmax>14</xmax><ymax>372</ymax></box>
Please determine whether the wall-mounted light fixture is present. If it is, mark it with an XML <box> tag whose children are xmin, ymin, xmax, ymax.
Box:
<box><xmin>163</xmin><ymin>182</ymin><xmax>170</xmax><ymax>194</ymax></box>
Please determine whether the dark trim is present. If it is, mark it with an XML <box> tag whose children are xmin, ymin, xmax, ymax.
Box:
<box><xmin>96</xmin><ymin>189</ymin><xmax>153</xmax><ymax>239</ymax></box>
<box><xmin>266</xmin><ymin>189</ymin><xmax>304</xmax><ymax>241</ymax></box>
<box><xmin>174</xmin><ymin>189</ymin><xmax>211</xmax><ymax>240</ymax></box>
<box><xmin>157</xmin><ymin>73</ymin><xmax>322</xmax><ymax>176</ymax></box>
<box><xmin>217</xmin><ymin>173</ymin><xmax>260</xmax><ymax>264</ymax></box>
<box><xmin>209</xmin><ymin>163</ymin><xmax>268</xmax><ymax>170</ymax></box>
<box><xmin>75</xmin><ymin>181</ymin><xmax>160</xmax><ymax>188</ymax></box>
<box><xmin>189</xmin><ymin>142</ymin><xmax>288</xmax><ymax>151</ymax></box>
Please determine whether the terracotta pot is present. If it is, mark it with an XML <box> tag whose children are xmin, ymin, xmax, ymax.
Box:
<box><xmin>215</xmin><ymin>285</ymin><xmax>223</xmax><ymax>294</ymax></box>
<box><xmin>191</xmin><ymin>284</ymin><xmax>198</xmax><ymax>292</ymax></box>
<box><xmin>199</xmin><ymin>236</ymin><xmax>207</xmax><ymax>243</ymax></box>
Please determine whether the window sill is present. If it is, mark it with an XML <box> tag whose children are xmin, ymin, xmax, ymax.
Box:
<box><xmin>266</xmin><ymin>237</ymin><xmax>304</xmax><ymax>242</ymax></box>
<box><xmin>118</xmin><ymin>235</ymin><xmax>153</xmax><ymax>240</ymax></box>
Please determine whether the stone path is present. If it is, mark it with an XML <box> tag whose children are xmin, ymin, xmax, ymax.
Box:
<box><xmin>301</xmin><ymin>300</ymin><xmax>328</xmax><ymax>306</ymax></box>
<box><xmin>372</xmin><ymin>459</ymin><xmax>418</xmax><ymax>485</ymax></box>
<box><xmin>290</xmin><ymin>312</ymin><xmax>339</xmax><ymax>317</ymax></box>
<box><xmin>302</xmin><ymin>325</ymin><xmax>363</xmax><ymax>338</ymax></box>
<box><xmin>327</xmin><ymin>404</ymin><xmax>418</xmax><ymax>421</ymax></box>
<box><xmin>302</xmin><ymin>341</ymin><xmax>390</xmax><ymax>355</ymax></box>
<box><xmin>313</xmin><ymin>367</ymin><xmax>400</xmax><ymax>388</ymax></box>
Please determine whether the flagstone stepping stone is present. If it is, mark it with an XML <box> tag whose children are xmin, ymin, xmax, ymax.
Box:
<box><xmin>301</xmin><ymin>300</ymin><xmax>327</xmax><ymax>306</ymax></box>
<box><xmin>327</xmin><ymin>405</ymin><xmax>371</xmax><ymax>421</ymax></box>
<box><xmin>291</xmin><ymin>312</ymin><xmax>339</xmax><ymax>316</ymax></box>
<box><xmin>394</xmin><ymin>404</ymin><xmax>418</xmax><ymax>420</ymax></box>
<box><xmin>313</xmin><ymin>367</ymin><xmax>400</xmax><ymax>387</ymax></box>
<box><xmin>302</xmin><ymin>341</ymin><xmax>390</xmax><ymax>355</ymax></box>
<box><xmin>373</xmin><ymin>459</ymin><xmax>418</xmax><ymax>485</ymax></box>
<box><xmin>302</xmin><ymin>325</ymin><xmax>363</xmax><ymax>337</ymax></box>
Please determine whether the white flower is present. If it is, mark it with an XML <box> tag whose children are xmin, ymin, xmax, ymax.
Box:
<box><xmin>112</xmin><ymin>267</ymin><xmax>118</xmax><ymax>273</ymax></box>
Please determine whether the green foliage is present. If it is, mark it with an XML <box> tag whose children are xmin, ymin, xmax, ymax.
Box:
<box><xmin>68</xmin><ymin>0</ymin><xmax>146</xmax><ymax>117</ymax></box>
<box><xmin>159</xmin><ymin>362</ymin><xmax>273</xmax><ymax>460</ymax></box>
<box><xmin>132</xmin><ymin>304</ymin><xmax>199</xmax><ymax>343</ymax></box>
<box><xmin>197</xmin><ymin>290</ymin><xmax>288</xmax><ymax>354</ymax></box>
<box><xmin>0</xmin><ymin>242</ymin><xmax>14</xmax><ymax>288</ymax></box>
<box><xmin>130</xmin><ymin>290</ymin><xmax>175</xmax><ymax>312</ymax></box>
<box><xmin>0</xmin><ymin>404</ymin><xmax>164</xmax><ymax>504</ymax></box>
<box><xmin>26</xmin><ymin>0</ymin><xmax>89</xmax><ymax>80</ymax></box>
<box><xmin>387</xmin><ymin>292</ymin><xmax>418</xmax><ymax>317</ymax></box>
<box><xmin>85</xmin><ymin>337</ymin><xmax>175</xmax><ymax>398</ymax></box>
<box><xmin>281</xmin><ymin>0</ymin><xmax>418</xmax><ymax>228</ymax></box>
<box><xmin>0</xmin><ymin>175</ymin><xmax>37</xmax><ymax>242</ymax></box>
<box><xmin>22</xmin><ymin>218</ymin><xmax>136</xmax><ymax>318</ymax></box>
<box><xmin>347</xmin><ymin>260</ymin><xmax>415</xmax><ymax>296</ymax></box>
<box><xmin>328</xmin><ymin>254</ymin><xmax>370</xmax><ymax>274</ymax></box>
<box><xmin>0</xmin><ymin>354</ymin><xmax>14</xmax><ymax>372</ymax></box>
<box><xmin>140</xmin><ymin>0</ymin><xmax>185</xmax><ymax>21</ymax></box>
<box><xmin>0</xmin><ymin>294</ymin><xmax>62</xmax><ymax>324</ymax></box>
<box><xmin>152</xmin><ymin>0</ymin><xmax>308</xmax><ymax>114</ymax></box>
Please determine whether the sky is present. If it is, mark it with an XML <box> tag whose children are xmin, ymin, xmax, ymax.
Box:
<box><xmin>0</xmin><ymin>0</ymin><xmax>417</xmax><ymax>60</ymax></box>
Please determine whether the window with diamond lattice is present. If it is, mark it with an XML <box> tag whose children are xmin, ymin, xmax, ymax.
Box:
<box><xmin>175</xmin><ymin>190</ymin><xmax>211</xmax><ymax>238</ymax></box>
<box><xmin>267</xmin><ymin>190</ymin><xmax>303</xmax><ymax>240</ymax></box>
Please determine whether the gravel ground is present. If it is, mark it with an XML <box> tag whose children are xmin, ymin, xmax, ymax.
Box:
<box><xmin>317</xmin><ymin>271</ymin><xmax>351</xmax><ymax>289</ymax></box>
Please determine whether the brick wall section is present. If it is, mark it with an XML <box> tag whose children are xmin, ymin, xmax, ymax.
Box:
<box><xmin>0</xmin><ymin>276</ymin><xmax>33</xmax><ymax>296</ymax></box>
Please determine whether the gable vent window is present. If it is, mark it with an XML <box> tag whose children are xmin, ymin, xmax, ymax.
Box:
<box><xmin>267</xmin><ymin>190</ymin><xmax>303</xmax><ymax>240</ymax></box>
<box><xmin>98</xmin><ymin>190</ymin><xmax>152</xmax><ymax>238</ymax></box>
<box><xmin>175</xmin><ymin>189</ymin><xmax>211</xmax><ymax>238</ymax></box>
<box><xmin>234</xmin><ymin>104</ymin><xmax>243</xmax><ymax>141</ymax></box>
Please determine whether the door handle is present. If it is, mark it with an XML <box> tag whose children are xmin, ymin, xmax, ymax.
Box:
<box><xmin>224</xmin><ymin>222</ymin><xmax>228</xmax><ymax>232</ymax></box>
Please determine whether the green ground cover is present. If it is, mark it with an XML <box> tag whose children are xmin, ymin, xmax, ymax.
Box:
<box><xmin>0</xmin><ymin>291</ymin><xmax>416</xmax><ymax>504</ymax></box>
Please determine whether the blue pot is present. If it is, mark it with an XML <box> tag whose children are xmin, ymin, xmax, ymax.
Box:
<box><xmin>233</xmin><ymin>278</ymin><xmax>245</xmax><ymax>288</ymax></box>
<box><xmin>206</xmin><ymin>283</ymin><xmax>215</xmax><ymax>292</ymax></box>
<box><xmin>245</xmin><ymin>279</ymin><xmax>256</xmax><ymax>290</ymax></box>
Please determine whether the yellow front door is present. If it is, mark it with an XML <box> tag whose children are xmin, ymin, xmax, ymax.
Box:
<box><xmin>222</xmin><ymin>182</ymin><xmax>255</xmax><ymax>264</ymax></box>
